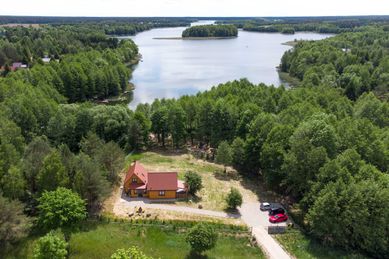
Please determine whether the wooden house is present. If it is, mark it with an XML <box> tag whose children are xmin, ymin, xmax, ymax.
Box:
<box><xmin>123</xmin><ymin>161</ymin><xmax>188</xmax><ymax>199</ymax></box>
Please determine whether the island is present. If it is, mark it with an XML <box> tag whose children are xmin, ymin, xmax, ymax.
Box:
<box><xmin>181</xmin><ymin>24</ymin><xmax>238</xmax><ymax>38</ymax></box>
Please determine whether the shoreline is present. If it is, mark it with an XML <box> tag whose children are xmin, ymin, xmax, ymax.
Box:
<box><xmin>153</xmin><ymin>36</ymin><xmax>237</xmax><ymax>40</ymax></box>
<box><xmin>282</xmin><ymin>40</ymin><xmax>301</xmax><ymax>47</ymax></box>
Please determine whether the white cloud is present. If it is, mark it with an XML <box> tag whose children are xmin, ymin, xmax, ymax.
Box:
<box><xmin>1</xmin><ymin>0</ymin><xmax>389</xmax><ymax>17</ymax></box>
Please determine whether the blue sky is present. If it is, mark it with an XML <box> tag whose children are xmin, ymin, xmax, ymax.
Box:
<box><xmin>2</xmin><ymin>0</ymin><xmax>389</xmax><ymax>17</ymax></box>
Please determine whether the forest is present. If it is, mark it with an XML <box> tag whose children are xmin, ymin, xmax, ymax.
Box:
<box><xmin>0</xmin><ymin>23</ymin><xmax>151</xmax><ymax>256</ymax></box>
<box><xmin>0</xmin><ymin>25</ymin><xmax>142</xmax><ymax>102</ymax></box>
<box><xmin>0</xmin><ymin>18</ymin><xmax>388</xmax><ymax>258</ymax></box>
<box><xmin>218</xmin><ymin>16</ymin><xmax>389</xmax><ymax>34</ymax></box>
<box><xmin>182</xmin><ymin>24</ymin><xmax>238</xmax><ymax>38</ymax></box>
<box><xmin>281</xmin><ymin>28</ymin><xmax>389</xmax><ymax>100</ymax></box>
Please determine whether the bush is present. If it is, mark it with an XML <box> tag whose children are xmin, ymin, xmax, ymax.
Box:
<box><xmin>225</xmin><ymin>188</ymin><xmax>243</xmax><ymax>209</ymax></box>
<box><xmin>111</xmin><ymin>246</ymin><xmax>153</xmax><ymax>259</ymax></box>
<box><xmin>185</xmin><ymin>223</ymin><xmax>218</xmax><ymax>254</ymax></box>
<box><xmin>37</xmin><ymin>187</ymin><xmax>87</xmax><ymax>230</ymax></box>
<box><xmin>33</xmin><ymin>231</ymin><xmax>68</xmax><ymax>259</ymax></box>
<box><xmin>184</xmin><ymin>171</ymin><xmax>203</xmax><ymax>195</ymax></box>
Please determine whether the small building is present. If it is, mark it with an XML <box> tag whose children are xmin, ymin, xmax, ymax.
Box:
<box><xmin>42</xmin><ymin>57</ymin><xmax>51</xmax><ymax>63</ymax></box>
<box><xmin>123</xmin><ymin>161</ymin><xmax>188</xmax><ymax>199</ymax></box>
<box><xmin>11</xmin><ymin>62</ymin><xmax>27</xmax><ymax>71</ymax></box>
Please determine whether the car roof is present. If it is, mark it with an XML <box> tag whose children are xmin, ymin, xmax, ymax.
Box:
<box><xmin>262</xmin><ymin>202</ymin><xmax>270</xmax><ymax>206</ymax></box>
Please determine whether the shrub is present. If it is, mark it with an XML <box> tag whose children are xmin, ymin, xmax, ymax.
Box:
<box><xmin>184</xmin><ymin>171</ymin><xmax>203</xmax><ymax>195</ymax></box>
<box><xmin>37</xmin><ymin>187</ymin><xmax>87</xmax><ymax>230</ymax></box>
<box><xmin>225</xmin><ymin>188</ymin><xmax>243</xmax><ymax>209</ymax></box>
<box><xmin>186</xmin><ymin>223</ymin><xmax>218</xmax><ymax>254</ymax></box>
<box><xmin>33</xmin><ymin>230</ymin><xmax>68</xmax><ymax>259</ymax></box>
<box><xmin>111</xmin><ymin>246</ymin><xmax>153</xmax><ymax>259</ymax></box>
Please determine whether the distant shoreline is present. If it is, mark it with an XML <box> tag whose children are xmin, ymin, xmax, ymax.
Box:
<box><xmin>282</xmin><ymin>40</ymin><xmax>300</xmax><ymax>47</ymax></box>
<box><xmin>153</xmin><ymin>36</ymin><xmax>237</xmax><ymax>40</ymax></box>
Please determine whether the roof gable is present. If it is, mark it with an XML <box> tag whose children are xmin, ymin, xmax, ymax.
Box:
<box><xmin>124</xmin><ymin>161</ymin><xmax>148</xmax><ymax>185</ymax></box>
<box><xmin>147</xmin><ymin>172</ymin><xmax>178</xmax><ymax>191</ymax></box>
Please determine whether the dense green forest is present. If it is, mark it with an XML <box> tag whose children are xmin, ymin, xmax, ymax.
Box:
<box><xmin>218</xmin><ymin>16</ymin><xmax>389</xmax><ymax>34</ymax></box>
<box><xmin>0</xmin><ymin>25</ymin><xmax>141</xmax><ymax>101</ymax></box>
<box><xmin>0</xmin><ymin>18</ymin><xmax>388</xmax><ymax>258</ymax></box>
<box><xmin>281</xmin><ymin>28</ymin><xmax>389</xmax><ymax>100</ymax></box>
<box><xmin>0</xmin><ymin>16</ymin><xmax>196</xmax><ymax>25</ymax></box>
<box><xmin>0</xmin><ymin>24</ymin><xmax>150</xmax><ymax>255</ymax></box>
<box><xmin>182</xmin><ymin>24</ymin><xmax>238</xmax><ymax>38</ymax></box>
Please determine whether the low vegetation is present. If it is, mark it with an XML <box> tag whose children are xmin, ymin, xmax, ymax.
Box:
<box><xmin>33</xmin><ymin>231</ymin><xmax>68</xmax><ymax>259</ymax></box>
<box><xmin>275</xmin><ymin>228</ymin><xmax>367</xmax><ymax>259</ymax></box>
<box><xmin>3</xmin><ymin>220</ymin><xmax>263</xmax><ymax>259</ymax></box>
<box><xmin>110</xmin><ymin>247</ymin><xmax>153</xmax><ymax>259</ymax></box>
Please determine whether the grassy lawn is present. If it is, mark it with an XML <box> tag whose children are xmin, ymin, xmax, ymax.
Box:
<box><xmin>4</xmin><ymin>221</ymin><xmax>264</xmax><ymax>259</ymax></box>
<box><xmin>275</xmin><ymin>228</ymin><xmax>367</xmax><ymax>259</ymax></box>
<box><xmin>125</xmin><ymin>151</ymin><xmax>260</xmax><ymax>211</ymax></box>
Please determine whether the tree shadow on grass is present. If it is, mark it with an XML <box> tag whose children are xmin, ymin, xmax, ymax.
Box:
<box><xmin>185</xmin><ymin>250</ymin><xmax>209</xmax><ymax>259</ymax></box>
<box><xmin>213</xmin><ymin>169</ymin><xmax>240</xmax><ymax>182</ymax></box>
<box><xmin>223</xmin><ymin>207</ymin><xmax>241</xmax><ymax>216</ymax></box>
<box><xmin>237</xmin><ymin>174</ymin><xmax>290</xmax><ymax>205</ymax></box>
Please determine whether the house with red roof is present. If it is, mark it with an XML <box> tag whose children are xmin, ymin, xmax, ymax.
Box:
<box><xmin>123</xmin><ymin>161</ymin><xmax>188</xmax><ymax>199</ymax></box>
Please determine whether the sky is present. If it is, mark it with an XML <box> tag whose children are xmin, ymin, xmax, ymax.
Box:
<box><xmin>1</xmin><ymin>0</ymin><xmax>389</xmax><ymax>17</ymax></box>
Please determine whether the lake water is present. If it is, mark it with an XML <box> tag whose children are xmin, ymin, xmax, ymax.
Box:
<box><xmin>124</xmin><ymin>21</ymin><xmax>331</xmax><ymax>107</ymax></box>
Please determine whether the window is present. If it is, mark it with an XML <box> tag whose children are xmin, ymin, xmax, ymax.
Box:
<box><xmin>132</xmin><ymin>178</ymin><xmax>137</xmax><ymax>183</ymax></box>
<box><xmin>159</xmin><ymin>191</ymin><xmax>165</xmax><ymax>196</ymax></box>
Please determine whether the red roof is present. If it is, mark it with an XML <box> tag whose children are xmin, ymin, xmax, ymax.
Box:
<box><xmin>127</xmin><ymin>183</ymin><xmax>147</xmax><ymax>190</ymax></box>
<box><xmin>124</xmin><ymin>161</ymin><xmax>148</xmax><ymax>185</ymax></box>
<box><xmin>147</xmin><ymin>172</ymin><xmax>178</xmax><ymax>191</ymax></box>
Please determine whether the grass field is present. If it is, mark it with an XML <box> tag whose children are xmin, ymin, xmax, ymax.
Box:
<box><xmin>124</xmin><ymin>151</ymin><xmax>260</xmax><ymax>211</ymax></box>
<box><xmin>275</xmin><ymin>228</ymin><xmax>367</xmax><ymax>259</ymax></box>
<box><xmin>4</xmin><ymin>221</ymin><xmax>264</xmax><ymax>259</ymax></box>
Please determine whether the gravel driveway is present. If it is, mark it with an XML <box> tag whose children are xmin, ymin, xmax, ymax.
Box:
<box><xmin>239</xmin><ymin>202</ymin><xmax>291</xmax><ymax>259</ymax></box>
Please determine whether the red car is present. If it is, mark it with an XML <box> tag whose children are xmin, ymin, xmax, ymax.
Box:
<box><xmin>269</xmin><ymin>213</ymin><xmax>288</xmax><ymax>223</ymax></box>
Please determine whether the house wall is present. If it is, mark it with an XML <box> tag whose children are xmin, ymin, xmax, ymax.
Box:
<box><xmin>148</xmin><ymin>190</ymin><xmax>176</xmax><ymax>199</ymax></box>
<box><xmin>124</xmin><ymin>174</ymin><xmax>144</xmax><ymax>193</ymax></box>
<box><xmin>128</xmin><ymin>189</ymin><xmax>148</xmax><ymax>198</ymax></box>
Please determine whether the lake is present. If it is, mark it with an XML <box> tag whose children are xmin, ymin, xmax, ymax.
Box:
<box><xmin>123</xmin><ymin>21</ymin><xmax>331</xmax><ymax>107</ymax></box>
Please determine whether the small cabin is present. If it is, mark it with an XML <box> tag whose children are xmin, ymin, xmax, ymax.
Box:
<box><xmin>123</xmin><ymin>161</ymin><xmax>188</xmax><ymax>200</ymax></box>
